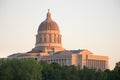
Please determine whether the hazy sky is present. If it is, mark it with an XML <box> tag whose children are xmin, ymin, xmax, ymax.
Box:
<box><xmin>0</xmin><ymin>0</ymin><xmax>120</xmax><ymax>69</ymax></box>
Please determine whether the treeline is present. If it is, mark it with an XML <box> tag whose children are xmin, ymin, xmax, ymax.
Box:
<box><xmin>0</xmin><ymin>59</ymin><xmax>120</xmax><ymax>80</ymax></box>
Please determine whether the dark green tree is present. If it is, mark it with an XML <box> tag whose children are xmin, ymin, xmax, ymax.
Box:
<box><xmin>61</xmin><ymin>65</ymin><xmax>71</xmax><ymax>80</ymax></box>
<box><xmin>114</xmin><ymin>61</ymin><xmax>120</xmax><ymax>80</ymax></box>
<box><xmin>79</xmin><ymin>66</ymin><xmax>96</xmax><ymax>80</ymax></box>
<box><xmin>0</xmin><ymin>59</ymin><xmax>42</xmax><ymax>80</ymax></box>
<box><xmin>41</xmin><ymin>63</ymin><xmax>56</xmax><ymax>80</ymax></box>
<box><xmin>1</xmin><ymin>59</ymin><xmax>120</xmax><ymax>80</ymax></box>
<box><xmin>69</xmin><ymin>65</ymin><xmax>79</xmax><ymax>80</ymax></box>
<box><xmin>42</xmin><ymin>63</ymin><xmax>62</xmax><ymax>80</ymax></box>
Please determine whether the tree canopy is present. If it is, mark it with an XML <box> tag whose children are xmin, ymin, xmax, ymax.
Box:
<box><xmin>0</xmin><ymin>59</ymin><xmax>42</xmax><ymax>80</ymax></box>
<box><xmin>0</xmin><ymin>59</ymin><xmax>119</xmax><ymax>80</ymax></box>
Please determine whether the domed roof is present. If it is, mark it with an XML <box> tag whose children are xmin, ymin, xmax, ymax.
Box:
<box><xmin>38</xmin><ymin>10</ymin><xmax>60</xmax><ymax>32</ymax></box>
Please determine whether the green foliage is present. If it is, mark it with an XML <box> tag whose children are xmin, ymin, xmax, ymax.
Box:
<box><xmin>0</xmin><ymin>59</ymin><xmax>120</xmax><ymax>80</ymax></box>
<box><xmin>41</xmin><ymin>63</ymin><xmax>62</xmax><ymax>80</ymax></box>
<box><xmin>0</xmin><ymin>59</ymin><xmax>42</xmax><ymax>80</ymax></box>
<box><xmin>114</xmin><ymin>61</ymin><xmax>120</xmax><ymax>80</ymax></box>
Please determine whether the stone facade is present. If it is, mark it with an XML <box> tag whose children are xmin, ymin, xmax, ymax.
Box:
<box><xmin>39</xmin><ymin>50</ymin><xmax>108</xmax><ymax>71</ymax></box>
<box><xmin>31</xmin><ymin>10</ymin><xmax>64</xmax><ymax>53</ymax></box>
<box><xmin>8</xmin><ymin>10</ymin><xmax>109</xmax><ymax>71</ymax></box>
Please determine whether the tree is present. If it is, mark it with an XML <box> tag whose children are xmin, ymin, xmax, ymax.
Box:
<box><xmin>61</xmin><ymin>65</ymin><xmax>71</xmax><ymax>80</ymax></box>
<box><xmin>0</xmin><ymin>59</ymin><xmax>42</xmax><ymax>80</ymax></box>
<box><xmin>114</xmin><ymin>61</ymin><xmax>120</xmax><ymax>80</ymax></box>
<box><xmin>69</xmin><ymin>65</ymin><xmax>79</xmax><ymax>80</ymax></box>
<box><xmin>41</xmin><ymin>63</ymin><xmax>62</xmax><ymax>80</ymax></box>
<box><xmin>1</xmin><ymin>59</ymin><xmax>120</xmax><ymax>80</ymax></box>
<box><xmin>41</xmin><ymin>63</ymin><xmax>54</xmax><ymax>80</ymax></box>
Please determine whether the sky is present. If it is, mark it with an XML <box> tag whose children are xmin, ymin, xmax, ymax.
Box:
<box><xmin>0</xmin><ymin>0</ymin><xmax>120</xmax><ymax>69</ymax></box>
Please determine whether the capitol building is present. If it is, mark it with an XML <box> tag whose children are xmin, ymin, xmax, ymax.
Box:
<box><xmin>8</xmin><ymin>10</ymin><xmax>108</xmax><ymax>71</ymax></box>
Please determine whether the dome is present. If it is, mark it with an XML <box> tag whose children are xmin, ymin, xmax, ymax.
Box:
<box><xmin>38</xmin><ymin>10</ymin><xmax>60</xmax><ymax>32</ymax></box>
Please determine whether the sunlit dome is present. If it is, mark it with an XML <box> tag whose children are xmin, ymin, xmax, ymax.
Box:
<box><xmin>38</xmin><ymin>9</ymin><xmax>60</xmax><ymax>32</ymax></box>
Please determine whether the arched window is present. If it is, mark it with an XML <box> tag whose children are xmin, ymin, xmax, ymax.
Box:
<box><xmin>49</xmin><ymin>34</ymin><xmax>51</xmax><ymax>42</ymax></box>
<box><xmin>51</xmin><ymin>34</ymin><xmax>54</xmax><ymax>43</ymax></box>
<box><xmin>41</xmin><ymin>34</ymin><xmax>44</xmax><ymax>42</ymax></box>
<box><xmin>54</xmin><ymin>34</ymin><xmax>56</xmax><ymax>43</ymax></box>
<box><xmin>46</xmin><ymin>34</ymin><xmax>49</xmax><ymax>42</ymax></box>
<box><xmin>59</xmin><ymin>35</ymin><xmax>61</xmax><ymax>43</ymax></box>
<box><xmin>44</xmin><ymin>34</ymin><xmax>46</xmax><ymax>42</ymax></box>
<box><xmin>56</xmin><ymin>35</ymin><xmax>58</xmax><ymax>43</ymax></box>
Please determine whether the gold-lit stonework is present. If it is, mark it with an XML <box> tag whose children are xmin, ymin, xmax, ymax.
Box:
<box><xmin>8</xmin><ymin>10</ymin><xmax>108</xmax><ymax>71</ymax></box>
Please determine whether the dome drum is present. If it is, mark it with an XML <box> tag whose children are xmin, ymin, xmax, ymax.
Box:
<box><xmin>32</xmin><ymin>10</ymin><xmax>64</xmax><ymax>53</ymax></box>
